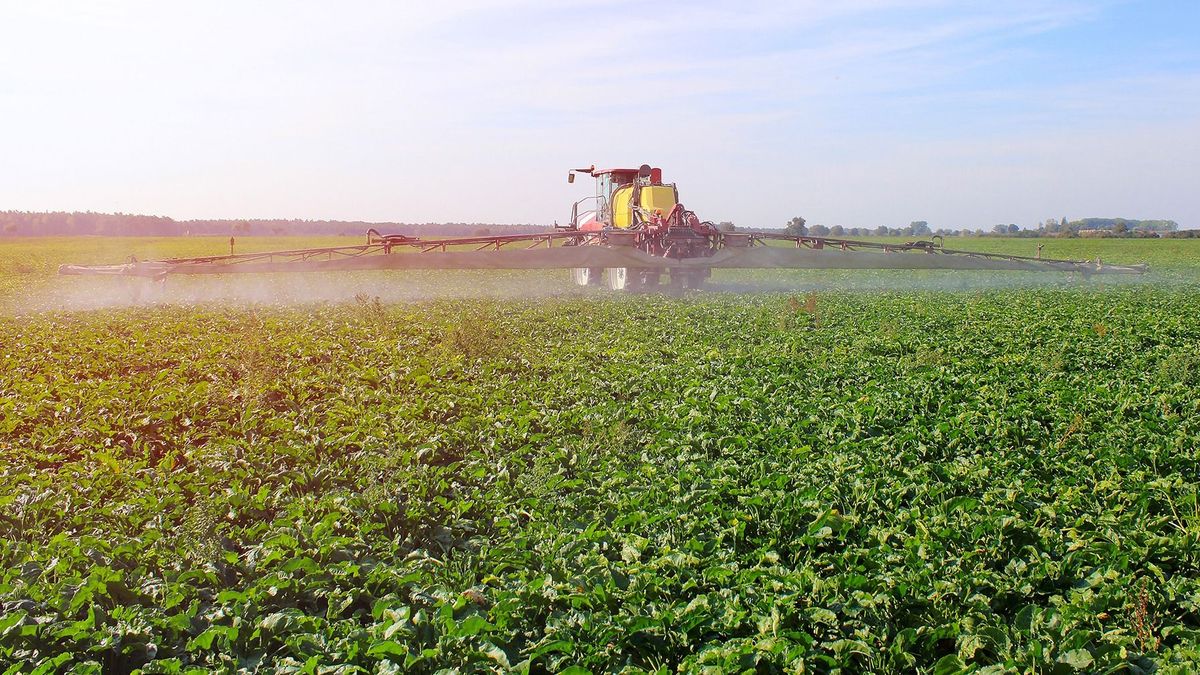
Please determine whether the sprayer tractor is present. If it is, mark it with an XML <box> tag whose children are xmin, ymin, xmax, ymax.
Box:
<box><xmin>59</xmin><ymin>164</ymin><xmax>1147</xmax><ymax>284</ymax></box>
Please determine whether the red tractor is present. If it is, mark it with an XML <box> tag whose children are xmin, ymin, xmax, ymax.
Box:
<box><xmin>562</xmin><ymin>164</ymin><xmax>717</xmax><ymax>289</ymax></box>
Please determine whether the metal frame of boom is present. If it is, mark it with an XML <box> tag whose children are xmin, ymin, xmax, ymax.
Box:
<box><xmin>58</xmin><ymin>228</ymin><xmax>1148</xmax><ymax>278</ymax></box>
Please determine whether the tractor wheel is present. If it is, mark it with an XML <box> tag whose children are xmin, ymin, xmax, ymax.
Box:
<box><xmin>571</xmin><ymin>267</ymin><xmax>601</xmax><ymax>286</ymax></box>
<box><xmin>604</xmin><ymin>267</ymin><xmax>639</xmax><ymax>291</ymax></box>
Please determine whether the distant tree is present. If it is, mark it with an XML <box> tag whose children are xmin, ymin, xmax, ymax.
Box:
<box><xmin>874</xmin><ymin>225</ymin><xmax>888</xmax><ymax>237</ymax></box>
<box><xmin>783</xmin><ymin>216</ymin><xmax>807</xmax><ymax>236</ymax></box>
<box><xmin>829</xmin><ymin>225</ymin><xmax>845</xmax><ymax>237</ymax></box>
<box><xmin>3</xmin><ymin>223</ymin><xmax>16</xmax><ymax>234</ymax></box>
<box><xmin>1007</xmin><ymin>224</ymin><xmax>1020</xmax><ymax>234</ymax></box>
<box><xmin>1113</xmin><ymin>220</ymin><xmax>1128</xmax><ymax>235</ymax></box>
<box><xmin>993</xmin><ymin>224</ymin><xmax>1008</xmax><ymax>235</ymax></box>
<box><xmin>473</xmin><ymin>227</ymin><xmax>493</xmax><ymax>236</ymax></box>
<box><xmin>716</xmin><ymin>221</ymin><xmax>736</xmax><ymax>232</ymax></box>
<box><xmin>909</xmin><ymin>220</ymin><xmax>931</xmax><ymax>236</ymax></box>
<box><xmin>809</xmin><ymin>223</ymin><xmax>830</xmax><ymax>237</ymax></box>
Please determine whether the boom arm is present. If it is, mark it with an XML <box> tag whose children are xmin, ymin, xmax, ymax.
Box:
<box><xmin>58</xmin><ymin>230</ymin><xmax>1148</xmax><ymax>278</ymax></box>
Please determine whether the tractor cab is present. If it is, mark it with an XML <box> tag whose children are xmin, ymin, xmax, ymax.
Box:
<box><xmin>567</xmin><ymin>164</ymin><xmax>678</xmax><ymax>231</ymax></box>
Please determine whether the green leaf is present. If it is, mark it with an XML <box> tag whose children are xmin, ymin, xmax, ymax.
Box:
<box><xmin>187</xmin><ymin>627</ymin><xmax>225</xmax><ymax>651</ymax></box>
<box><xmin>0</xmin><ymin>611</ymin><xmax>26</xmax><ymax>638</ymax></box>
<box><xmin>1015</xmin><ymin>605</ymin><xmax>1038</xmax><ymax>632</ymax></box>
<box><xmin>366</xmin><ymin>640</ymin><xmax>409</xmax><ymax>659</ymax></box>
<box><xmin>932</xmin><ymin>654</ymin><xmax>967</xmax><ymax>675</ymax></box>
<box><xmin>531</xmin><ymin>639</ymin><xmax>573</xmax><ymax>660</ymax></box>
<box><xmin>479</xmin><ymin>641</ymin><xmax>510</xmax><ymax>669</ymax></box>
<box><xmin>456</xmin><ymin>615</ymin><xmax>493</xmax><ymax>637</ymax></box>
<box><xmin>93</xmin><ymin>451</ymin><xmax>121</xmax><ymax>474</ymax></box>
<box><xmin>945</xmin><ymin>496</ymin><xmax>979</xmax><ymax>514</ymax></box>
<box><xmin>30</xmin><ymin>653</ymin><xmax>73</xmax><ymax>675</ymax></box>
<box><xmin>1056</xmin><ymin>649</ymin><xmax>1093</xmax><ymax>670</ymax></box>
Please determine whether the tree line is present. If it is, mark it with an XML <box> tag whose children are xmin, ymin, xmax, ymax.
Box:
<box><xmin>0</xmin><ymin>211</ymin><xmax>550</xmax><ymax>237</ymax></box>
<box><xmin>1</xmin><ymin>211</ymin><xmax>1188</xmax><ymax>238</ymax></box>
<box><xmin>769</xmin><ymin>216</ymin><xmax>1184</xmax><ymax>238</ymax></box>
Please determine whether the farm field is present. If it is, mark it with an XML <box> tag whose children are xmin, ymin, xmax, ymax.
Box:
<box><xmin>2</xmin><ymin>236</ymin><xmax>1199</xmax><ymax>672</ymax></box>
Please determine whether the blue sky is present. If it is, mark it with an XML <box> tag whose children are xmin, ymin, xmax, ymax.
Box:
<box><xmin>1</xmin><ymin>0</ymin><xmax>1197</xmax><ymax>230</ymax></box>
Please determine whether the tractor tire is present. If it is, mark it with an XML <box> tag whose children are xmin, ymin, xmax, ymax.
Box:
<box><xmin>604</xmin><ymin>267</ymin><xmax>639</xmax><ymax>291</ymax></box>
<box><xmin>571</xmin><ymin>267</ymin><xmax>601</xmax><ymax>286</ymax></box>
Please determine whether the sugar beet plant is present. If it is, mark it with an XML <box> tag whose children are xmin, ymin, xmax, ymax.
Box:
<box><xmin>1</xmin><ymin>287</ymin><xmax>1199</xmax><ymax>673</ymax></box>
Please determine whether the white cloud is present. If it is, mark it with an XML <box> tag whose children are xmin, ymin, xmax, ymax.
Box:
<box><xmin>0</xmin><ymin>0</ymin><xmax>1194</xmax><ymax>227</ymax></box>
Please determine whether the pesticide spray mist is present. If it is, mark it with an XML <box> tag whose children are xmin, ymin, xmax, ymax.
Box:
<box><xmin>12</xmin><ymin>266</ymin><xmax>1156</xmax><ymax>315</ymax></box>
<box><xmin>17</xmin><ymin>269</ymin><xmax>596</xmax><ymax>314</ymax></box>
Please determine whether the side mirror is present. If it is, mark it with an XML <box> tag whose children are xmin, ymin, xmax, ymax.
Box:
<box><xmin>568</xmin><ymin>172</ymin><xmax>575</xmax><ymax>184</ymax></box>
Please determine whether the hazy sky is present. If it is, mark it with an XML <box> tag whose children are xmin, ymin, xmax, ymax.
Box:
<box><xmin>2</xmin><ymin>0</ymin><xmax>1197</xmax><ymax>230</ymax></box>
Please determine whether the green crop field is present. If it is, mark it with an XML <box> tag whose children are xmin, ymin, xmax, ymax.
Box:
<box><xmin>2</xmin><ymin>236</ymin><xmax>1199</xmax><ymax>673</ymax></box>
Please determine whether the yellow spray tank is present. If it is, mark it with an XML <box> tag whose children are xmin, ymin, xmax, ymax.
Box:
<box><xmin>611</xmin><ymin>183</ymin><xmax>679</xmax><ymax>229</ymax></box>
